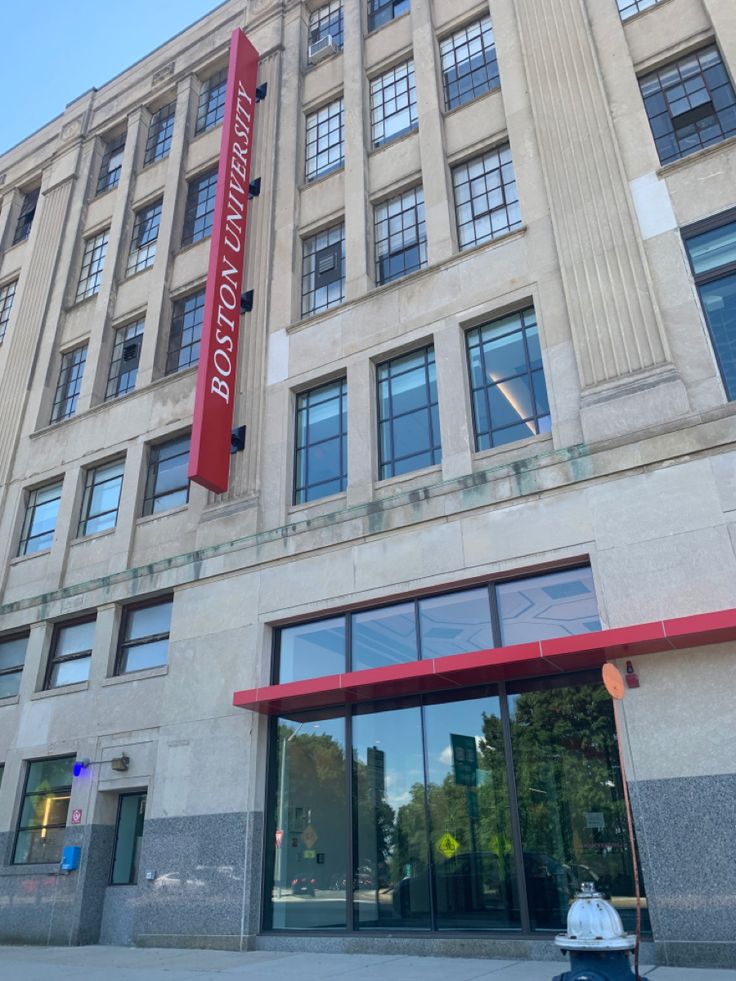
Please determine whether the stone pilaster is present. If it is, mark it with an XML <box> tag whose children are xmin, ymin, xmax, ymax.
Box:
<box><xmin>343</xmin><ymin>0</ymin><xmax>371</xmax><ymax>299</ymax></box>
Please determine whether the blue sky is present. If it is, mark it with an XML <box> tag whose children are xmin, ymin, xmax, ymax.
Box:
<box><xmin>0</xmin><ymin>1</ymin><xmax>224</xmax><ymax>155</ymax></box>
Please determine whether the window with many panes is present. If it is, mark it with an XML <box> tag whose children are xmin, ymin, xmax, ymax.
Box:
<box><xmin>196</xmin><ymin>68</ymin><xmax>227</xmax><ymax>134</ymax></box>
<box><xmin>116</xmin><ymin>598</ymin><xmax>173</xmax><ymax>673</ymax></box>
<box><xmin>181</xmin><ymin>169</ymin><xmax>218</xmax><ymax>246</ymax></box>
<box><xmin>143</xmin><ymin>436</ymin><xmax>190</xmax><ymax>515</ymax></box>
<box><xmin>13</xmin><ymin>188</ymin><xmax>39</xmax><ymax>245</ymax></box>
<box><xmin>440</xmin><ymin>16</ymin><xmax>499</xmax><ymax>111</ymax></box>
<box><xmin>375</xmin><ymin>186</ymin><xmax>426</xmax><ymax>285</ymax></box>
<box><xmin>453</xmin><ymin>145</ymin><xmax>521</xmax><ymax>250</ymax></box>
<box><xmin>76</xmin><ymin>230</ymin><xmax>109</xmax><ymax>301</ymax></box>
<box><xmin>368</xmin><ymin>0</ymin><xmax>409</xmax><ymax>32</ymax></box>
<box><xmin>377</xmin><ymin>345</ymin><xmax>441</xmax><ymax>479</ymax></box>
<box><xmin>111</xmin><ymin>793</ymin><xmax>146</xmax><ymax>884</ymax></box>
<box><xmin>45</xmin><ymin>619</ymin><xmax>95</xmax><ymax>689</ymax></box>
<box><xmin>617</xmin><ymin>0</ymin><xmax>659</xmax><ymax>19</ymax></box>
<box><xmin>0</xmin><ymin>634</ymin><xmax>27</xmax><ymax>699</ymax></box>
<box><xmin>127</xmin><ymin>199</ymin><xmax>162</xmax><ymax>275</ymax></box>
<box><xmin>167</xmin><ymin>289</ymin><xmax>204</xmax><ymax>373</ymax></box>
<box><xmin>0</xmin><ymin>279</ymin><xmax>17</xmax><ymax>343</ymax></box>
<box><xmin>302</xmin><ymin>224</ymin><xmax>345</xmax><ymax>317</ymax></box>
<box><xmin>106</xmin><ymin>319</ymin><xmax>144</xmax><ymax>400</ymax></box>
<box><xmin>144</xmin><ymin>101</ymin><xmax>176</xmax><ymax>165</ymax></box>
<box><xmin>78</xmin><ymin>459</ymin><xmax>125</xmax><ymax>537</ymax></box>
<box><xmin>309</xmin><ymin>1</ymin><xmax>343</xmax><ymax>51</ymax></box>
<box><xmin>13</xmin><ymin>757</ymin><xmax>75</xmax><ymax>865</ymax></box>
<box><xmin>639</xmin><ymin>46</ymin><xmax>736</xmax><ymax>165</ymax></box>
<box><xmin>466</xmin><ymin>307</ymin><xmax>551</xmax><ymax>451</ymax></box>
<box><xmin>50</xmin><ymin>346</ymin><xmax>87</xmax><ymax>423</ymax></box>
<box><xmin>294</xmin><ymin>378</ymin><xmax>347</xmax><ymax>504</ymax></box>
<box><xmin>683</xmin><ymin>210</ymin><xmax>736</xmax><ymax>401</ymax></box>
<box><xmin>370</xmin><ymin>60</ymin><xmax>418</xmax><ymax>147</ymax></box>
<box><xmin>97</xmin><ymin>133</ymin><xmax>126</xmax><ymax>195</ymax></box>
<box><xmin>305</xmin><ymin>98</ymin><xmax>344</xmax><ymax>181</ymax></box>
<box><xmin>18</xmin><ymin>482</ymin><xmax>62</xmax><ymax>556</ymax></box>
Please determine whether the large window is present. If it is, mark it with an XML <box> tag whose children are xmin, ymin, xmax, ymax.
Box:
<box><xmin>18</xmin><ymin>482</ymin><xmax>63</xmax><ymax>556</ymax></box>
<box><xmin>127</xmin><ymin>199</ymin><xmax>162</xmax><ymax>276</ymax></box>
<box><xmin>167</xmin><ymin>289</ymin><xmax>204</xmax><ymax>373</ymax></box>
<box><xmin>377</xmin><ymin>345</ymin><xmax>440</xmax><ymax>479</ymax></box>
<box><xmin>467</xmin><ymin>307</ymin><xmax>551</xmax><ymax>450</ymax></box>
<box><xmin>309</xmin><ymin>1</ymin><xmax>343</xmax><ymax>51</ymax></box>
<box><xmin>0</xmin><ymin>634</ymin><xmax>27</xmax><ymax>699</ymax></box>
<box><xmin>182</xmin><ymin>169</ymin><xmax>218</xmax><ymax>246</ymax></box>
<box><xmin>50</xmin><ymin>345</ymin><xmax>87</xmax><ymax>423</ymax></box>
<box><xmin>143</xmin><ymin>435</ymin><xmax>190</xmax><ymax>515</ymax></box>
<box><xmin>305</xmin><ymin>98</ymin><xmax>344</xmax><ymax>181</ymax></box>
<box><xmin>196</xmin><ymin>68</ymin><xmax>227</xmax><ymax>134</ymax></box>
<box><xmin>294</xmin><ymin>378</ymin><xmax>347</xmax><ymax>504</ymax></box>
<box><xmin>368</xmin><ymin>0</ymin><xmax>409</xmax><ymax>33</ymax></box>
<box><xmin>13</xmin><ymin>188</ymin><xmax>40</xmax><ymax>244</ymax></box>
<box><xmin>78</xmin><ymin>459</ymin><xmax>125</xmax><ymax>537</ymax></box>
<box><xmin>97</xmin><ymin>133</ymin><xmax>126</xmax><ymax>195</ymax></box>
<box><xmin>370</xmin><ymin>60</ymin><xmax>418</xmax><ymax>147</ymax></box>
<box><xmin>116</xmin><ymin>598</ymin><xmax>172</xmax><ymax>674</ymax></box>
<box><xmin>13</xmin><ymin>757</ymin><xmax>75</xmax><ymax>865</ymax></box>
<box><xmin>453</xmin><ymin>145</ymin><xmax>521</xmax><ymax>251</ymax></box>
<box><xmin>76</xmin><ymin>230</ymin><xmax>109</xmax><ymax>301</ymax></box>
<box><xmin>683</xmin><ymin>211</ymin><xmax>736</xmax><ymax>400</ymax></box>
<box><xmin>302</xmin><ymin>223</ymin><xmax>345</xmax><ymax>317</ymax></box>
<box><xmin>111</xmin><ymin>793</ymin><xmax>146</xmax><ymax>885</ymax></box>
<box><xmin>440</xmin><ymin>16</ymin><xmax>500</xmax><ymax>112</ymax></box>
<box><xmin>106</xmin><ymin>319</ymin><xmax>144</xmax><ymax>400</ymax></box>
<box><xmin>374</xmin><ymin>186</ymin><xmax>427</xmax><ymax>285</ymax></box>
<box><xmin>45</xmin><ymin>619</ymin><xmax>95</xmax><ymax>689</ymax></box>
<box><xmin>144</xmin><ymin>101</ymin><xmax>176</xmax><ymax>165</ymax></box>
<box><xmin>639</xmin><ymin>46</ymin><xmax>736</xmax><ymax>166</ymax></box>
<box><xmin>617</xmin><ymin>0</ymin><xmax>659</xmax><ymax>18</ymax></box>
<box><xmin>0</xmin><ymin>279</ymin><xmax>18</xmax><ymax>343</ymax></box>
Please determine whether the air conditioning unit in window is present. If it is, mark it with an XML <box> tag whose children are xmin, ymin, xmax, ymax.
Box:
<box><xmin>308</xmin><ymin>34</ymin><xmax>337</xmax><ymax>64</ymax></box>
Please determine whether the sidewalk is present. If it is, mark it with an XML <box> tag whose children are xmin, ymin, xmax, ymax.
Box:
<box><xmin>0</xmin><ymin>947</ymin><xmax>735</xmax><ymax>981</ymax></box>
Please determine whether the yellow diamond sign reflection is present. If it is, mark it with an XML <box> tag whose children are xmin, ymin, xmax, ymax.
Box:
<box><xmin>437</xmin><ymin>833</ymin><xmax>460</xmax><ymax>859</ymax></box>
<box><xmin>301</xmin><ymin>824</ymin><xmax>318</xmax><ymax>849</ymax></box>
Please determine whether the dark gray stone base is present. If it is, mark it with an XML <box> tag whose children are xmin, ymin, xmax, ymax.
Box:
<box><xmin>653</xmin><ymin>940</ymin><xmax>736</xmax><ymax>969</ymax></box>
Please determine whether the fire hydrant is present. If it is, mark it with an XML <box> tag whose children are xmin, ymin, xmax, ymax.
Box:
<box><xmin>552</xmin><ymin>882</ymin><xmax>637</xmax><ymax>981</ymax></box>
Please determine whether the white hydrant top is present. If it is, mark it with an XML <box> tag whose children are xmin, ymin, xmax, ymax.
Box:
<box><xmin>555</xmin><ymin>882</ymin><xmax>636</xmax><ymax>952</ymax></box>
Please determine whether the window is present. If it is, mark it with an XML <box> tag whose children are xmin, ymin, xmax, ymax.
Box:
<box><xmin>683</xmin><ymin>211</ymin><xmax>736</xmax><ymax>400</ymax></box>
<box><xmin>50</xmin><ymin>345</ymin><xmax>87</xmax><ymax>423</ymax></box>
<box><xmin>96</xmin><ymin>133</ymin><xmax>126</xmax><ymax>195</ymax></box>
<box><xmin>111</xmin><ymin>793</ymin><xmax>146</xmax><ymax>885</ymax></box>
<box><xmin>375</xmin><ymin>186</ymin><xmax>427</xmax><ymax>285</ymax></box>
<box><xmin>302</xmin><ymin>223</ymin><xmax>345</xmax><ymax>317</ymax></box>
<box><xmin>143</xmin><ymin>435</ymin><xmax>190</xmax><ymax>515</ymax></box>
<box><xmin>305</xmin><ymin>98</ymin><xmax>344</xmax><ymax>181</ymax></box>
<box><xmin>167</xmin><ymin>289</ymin><xmax>204</xmax><ymax>373</ymax></box>
<box><xmin>639</xmin><ymin>46</ymin><xmax>736</xmax><ymax>166</ymax></box>
<box><xmin>440</xmin><ymin>16</ymin><xmax>500</xmax><ymax>111</ymax></box>
<box><xmin>309</xmin><ymin>1</ymin><xmax>343</xmax><ymax>50</ymax></box>
<box><xmin>78</xmin><ymin>459</ymin><xmax>125</xmax><ymax>537</ymax></box>
<box><xmin>106</xmin><ymin>319</ymin><xmax>144</xmax><ymax>400</ymax></box>
<box><xmin>13</xmin><ymin>188</ymin><xmax>39</xmax><ymax>245</ymax></box>
<box><xmin>453</xmin><ymin>145</ymin><xmax>521</xmax><ymax>250</ymax></box>
<box><xmin>127</xmin><ymin>199</ymin><xmax>162</xmax><ymax>275</ymax></box>
<box><xmin>196</xmin><ymin>68</ymin><xmax>227</xmax><ymax>134</ymax></box>
<box><xmin>377</xmin><ymin>345</ymin><xmax>441</xmax><ymax>479</ymax></box>
<box><xmin>294</xmin><ymin>378</ymin><xmax>347</xmax><ymax>504</ymax></box>
<box><xmin>617</xmin><ymin>0</ymin><xmax>659</xmax><ymax>19</ymax></box>
<box><xmin>181</xmin><ymin>169</ymin><xmax>218</xmax><ymax>246</ymax></box>
<box><xmin>370</xmin><ymin>60</ymin><xmax>418</xmax><ymax>147</ymax></box>
<box><xmin>368</xmin><ymin>0</ymin><xmax>409</xmax><ymax>32</ymax></box>
<box><xmin>0</xmin><ymin>634</ymin><xmax>27</xmax><ymax>699</ymax></box>
<box><xmin>76</xmin><ymin>230</ymin><xmax>109</xmax><ymax>301</ymax></box>
<box><xmin>18</xmin><ymin>482</ymin><xmax>62</xmax><ymax>556</ymax></box>
<box><xmin>467</xmin><ymin>307</ymin><xmax>551</xmax><ymax>450</ymax></box>
<box><xmin>45</xmin><ymin>619</ymin><xmax>95</xmax><ymax>689</ymax></box>
<box><xmin>116</xmin><ymin>598</ymin><xmax>173</xmax><ymax>673</ymax></box>
<box><xmin>0</xmin><ymin>279</ymin><xmax>17</xmax><ymax>343</ymax></box>
<box><xmin>144</xmin><ymin>101</ymin><xmax>176</xmax><ymax>164</ymax></box>
<box><xmin>13</xmin><ymin>757</ymin><xmax>75</xmax><ymax>865</ymax></box>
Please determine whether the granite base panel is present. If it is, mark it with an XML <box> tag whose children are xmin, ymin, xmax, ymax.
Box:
<box><xmin>653</xmin><ymin>940</ymin><xmax>736</xmax><ymax>969</ymax></box>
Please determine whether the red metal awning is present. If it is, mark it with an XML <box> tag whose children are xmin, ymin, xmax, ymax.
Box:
<box><xmin>232</xmin><ymin>607</ymin><xmax>736</xmax><ymax>716</ymax></box>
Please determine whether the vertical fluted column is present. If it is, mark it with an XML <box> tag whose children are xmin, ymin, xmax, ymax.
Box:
<box><xmin>343</xmin><ymin>0</ymin><xmax>370</xmax><ymax>298</ymax></box>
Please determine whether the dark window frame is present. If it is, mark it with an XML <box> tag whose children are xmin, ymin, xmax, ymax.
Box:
<box><xmin>301</xmin><ymin>223</ymin><xmax>345</xmax><ymax>317</ymax></box>
<box><xmin>0</xmin><ymin>279</ymin><xmax>18</xmax><ymax>343</ymax></box>
<box><xmin>115</xmin><ymin>597</ymin><xmax>173</xmax><ymax>675</ymax></box>
<box><xmin>0</xmin><ymin>632</ymin><xmax>28</xmax><ymax>700</ymax></box>
<box><xmin>309</xmin><ymin>0</ymin><xmax>344</xmax><ymax>50</ymax></box>
<box><xmin>50</xmin><ymin>345</ymin><xmax>87</xmax><ymax>424</ymax></box>
<box><xmin>12</xmin><ymin>755</ymin><xmax>75</xmax><ymax>866</ymax></box>
<box><xmin>76</xmin><ymin>229</ymin><xmax>109</xmax><ymax>302</ymax></box>
<box><xmin>106</xmin><ymin>318</ymin><xmax>145</xmax><ymax>400</ymax></box>
<box><xmin>96</xmin><ymin>133</ymin><xmax>126</xmax><ymax>196</ymax></box>
<box><xmin>13</xmin><ymin>188</ymin><xmax>40</xmax><ymax>245</ymax></box>
<box><xmin>166</xmin><ymin>289</ymin><xmax>205</xmax><ymax>374</ymax></box>
<box><xmin>370</xmin><ymin>59</ymin><xmax>418</xmax><ymax>148</ymax></box>
<box><xmin>376</xmin><ymin>344</ymin><xmax>441</xmax><ymax>480</ymax></box>
<box><xmin>78</xmin><ymin>458</ymin><xmax>125</xmax><ymax>538</ymax></box>
<box><xmin>440</xmin><ymin>15</ymin><xmax>500</xmax><ymax>112</ymax></box>
<box><xmin>617</xmin><ymin>0</ymin><xmax>660</xmax><ymax>20</ymax></box>
<box><xmin>142</xmin><ymin>435</ymin><xmax>190</xmax><ymax>516</ymax></box>
<box><xmin>305</xmin><ymin>97</ymin><xmax>345</xmax><ymax>182</ymax></box>
<box><xmin>195</xmin><ymin>68</ymin><xmax>228</xmax><ymax>135</ymax></box>
<box><xmin>110</xmin><ymin>791</ymin><xmax>147</xmax><ymax>885</ymax></box>
<box><xmin>374</xmin><ymin>185</ymin><xmax>427</xmax><ymax>285</ymax></box>
<box><xmin>181</xmin><ymin>169</ymin><xmax>218</xmax><ymax>247</ymax></box>
<box><xmin>18</xmin><ymin>481</ymin><xmax>63</xmax><ymax>557</ymax></box>
<box><xmin>367</xmin><ymin>0</ymin><xmax>409</xmax><ymax>33</ymax></box>
<box><xmin>127</xmin><ymin>199</ymin><xmax>163</xmax><ymax>276</ymax></box>
<box><xmin>452</xmin><ymin>144</ymin><xmax>522</xmax><ymax>251</ymax></box>
<box><xmin>44</xmin><ymin>617</ymin><xmax>96</xmax><ymax>690</ymax></box>
<box><xmin>144</xmin><ymin>101</ymin><xmax>176</xmax><ymax>165</ymax></box>
<box><xmin>293</xmin><ymin>377</ymin><xmax>348</xmax><ymax>504</ymax></box>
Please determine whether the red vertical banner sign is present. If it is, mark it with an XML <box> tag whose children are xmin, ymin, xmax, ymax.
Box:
<box><xmin>189</xmin><ymin>28</ymin><xmax>260</xmax><ymax>494</ymax></box>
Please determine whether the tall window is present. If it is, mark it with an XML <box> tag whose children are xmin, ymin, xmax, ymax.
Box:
<box><xmin>368</xmin><ymin>0</ymin><xmax>409</xmax><ymax>33</ymax></box>
<box><xmin>0</xmin><ymin>634</ymin><xmax>27</xmax><ymax>699</ymax></box>
<box><xmin>167</xmin><ymin>289</ymin><xmax>204</xmax><ymax>373</ymax></box>
<box><xmin>45</xmin><ymin>619</ymin><xmax>95</xmax><ymax>689</ymax></box>
<box><xmin>639</xmin><ymin>46</ymin><xmax>736</xmax><ymax>166</ymax></box>
<box><xmin>127</xmin><ymin>199</ymin><xmax>162</xmax><ymax>275</ymax></box>
<box><xmin>0</xmin><ymin>279</ymin><xmax>17</xmax><ymax>343</ymax></box>
<box><xmin>78</xmin><ymin>459</ymin><xmax>125</xmax><ymax>537</ymax></box>
<box><xmin>305</xmin><ymin>98</ymin><xmax>344</xmax><ymax>181</ymax></box>
<box><xmin>181</xmin><ymin>169</ymin><xmax>218</xmax><ymax>246</ymax></box>
<box><xmin>452</xmin><ymin>145</ymin><xmax>521</xmax><ymax>250</ymax></box>
<box><xmin>13</xmin><ymin>188</ymin><xmax>40</xmax><ymax>245</ymax></box>
<box><xmin>18</xmin><ymin>482</ymin><xmax>63</xmax><ymax>556</ymax></box>
<box><xmin>116</xmin><ymin>598</ymin><xmax>173</xmax><ymax>673</ymax></box>
<box><xmin>294</xmin><ymin>378</ymin><xmax>347</xmax><ymax>504</ymax></box>
<box><xmin>377</xmin><ymin>345</ymin><xmax>441</xmax><ymax>479</ymax></box>
<box><xmin>617</xmin><ymin>0</ymin><xmax>660</xmax><ymax>19</ymax></box>
<box><xmin>76</xmin><ymin>230</ymin><xmax>109</xmax><ymax>301</ymax></box>
<box><xmin>196</xmin><ymin>68</ymin><xmax>227</xmax><ymax>134</ymax></box>
<box><xmin>50</xmin><ymin>346</ymin><xmax>87</xmax><ymax>423</ymax></box>
<box><xmin>111</xmin><ymin>793</ymin><xmax>146</xmax><ymax>884</ymax></box>
<box><xmin>440</xmin><ymin>16</ymin><xmax>500</xmax><ymax>111</ymax></box>
<box><xmin>106</xmin><ymin>319</ymin><xmax>144</xmax><ymax>400</ymax></box>
<box><xmin>97</xmin><ymin>133</ymin><xmax>126</xmax><ymax>195</ymax></box>
<box><xmin>467</xmin><ymin>308</ymin><xmax>551</xmax><ymax>451</ymax></box>
<box><xmin>144</xmin><ymin>101</ymin><xmax>176</xmax><ymax>165</ymax></box>
<box><xmin>13</xmin><ymin>757</ymin><xmax>75</xmax><ymax>865</ymax></box>
<box><xmin>683</xmin><ymin>211</ymin><xmax>736</xmax><ymax>400</ymax></box>
<box><xmin>370</xmin><ymin>60</ymin><xmax>418</xmax><ymax>147</ymax></box>
<box><xmin>302</xmin><ymin>224</ymin><xmax>345</xmax><ymax>317</ymax></box>
<box><xmin>143</xmin><ymin>435</ymin><xmax>190</xmax><ymax>515</ymax></box>
<box><xmin>309</xmin><ymin>1</ymin><xmax>343</xmax><ymax>50</ymax></box>
<box><xmin>375</xmin><ymin>186</ymin><xmax>427</xmax><ymax>285</ymax></box>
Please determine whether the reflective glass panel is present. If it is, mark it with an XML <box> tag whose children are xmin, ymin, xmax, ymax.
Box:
<box><xmin>352</xmin><ymin>603</ymin><xmax>417</xmax><ymax>671</ymax></box>
<box><xmin>111</xmin><ymin>793</ymin><xmax>146</xmax><ymax>885</ymax></box>
<box><xmin>419</xmin><ymin>589</ymin><xmax>492</xmax><ymax>659</ymax></box>
<box><xmin>497</xmin><ymin>568</ymin><xmax>600</xmax><ymax>644</ymax></box>
<box><xmin>278</xmin><ymin>617</ymin><xmax>346</xmax><ymax>683</ymax></box>
<box><xmin>699</xmin><ymin>272</ymin><xmax>736</xmax><ymax>400</ymax></box>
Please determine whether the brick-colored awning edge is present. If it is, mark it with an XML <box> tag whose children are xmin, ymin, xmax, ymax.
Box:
<box><xmin>233</xmin><ymin>607</ymin><xmax>736</xmax><ymax>716</ymax></box>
